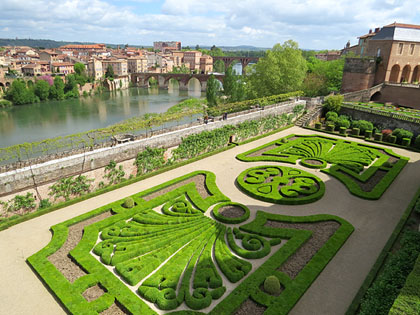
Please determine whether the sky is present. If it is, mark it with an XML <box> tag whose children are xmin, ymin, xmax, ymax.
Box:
<box><xmin>0</xmin><ymin>0</ymin><xmax>420</xmax><ymax>50</ymax></box>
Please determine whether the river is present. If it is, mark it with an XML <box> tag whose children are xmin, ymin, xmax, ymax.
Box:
<box><xmin>0</xmin><ymin>79</ymin><xmax>203</xmax><ymax>148</ymax></box>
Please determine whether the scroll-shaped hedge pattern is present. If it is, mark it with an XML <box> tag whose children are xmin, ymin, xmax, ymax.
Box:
<box><xmin>236</xmin><ymin>165</ymin><xmax>325</xmax><ymax>204</ymax></box>
<box><xmin>237</xmin><ymin>134</ymin><xmax>409</xmax><ymax>199</ymax></box>
<box><xmin>27</xmin><ymin>170</ymin><xmax>354</xmax><ymax>315</ymax></box>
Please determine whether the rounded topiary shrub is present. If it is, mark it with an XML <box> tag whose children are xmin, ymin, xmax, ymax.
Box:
<box><xmin>315</xmin><ymin>122</ymin><xmax>322</xmax><ymax>129</ymax></box>
<box><xmin>402</xmin><ymin>138</ymin><xmax>411</xmax><ymax>147</ymax></box>
<box><xmin>392</xmin><ymin>128</ymin><xmax>413</xmax><ymax>143</ymax></box>
<box><xmin>414</xmin><ymin>135</ymin><xmax>420</xmax><ymax>149</ymax></box>
<box><xmin>352</xmin><ymin>128</ymin><xmax>360</xmax><ymax>136</ymax></box>
<box><xmin>388</xmin><ymin>135</ymin><xmax>397</xmax><ymax>144</ymax></box>
<box><xmin>365</xmin><ymin>130</ymin><xmax>372</xmax><ymax>139</ymax></box>
<box><xmin>264</xmin><ymin>275</ymin><xmax>281</xmax><ymax>295</ymax></box>
<box><xmin>374</xmin><ymin>133</ymin><xmax>383</xmax><ymax>142</ymax></box>
<box><xmin>123</xmin><ymin>197</ymin><xmax>134</xmax><ymax>208</ymax></box>
<box><xmin>339</xmin><ymin>126</ymin><xmax>347</xmax><ymax>135</ymax></box>
<box><xmin>326</xmin><ymin>124</ymin><xmax>335</xmax><ymax>132</ymax></box>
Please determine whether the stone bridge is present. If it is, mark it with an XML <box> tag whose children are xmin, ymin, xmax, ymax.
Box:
<box><xmin>212</xmin><ymin>56</ymin><xmax>260</xmax><ymax>75</ymax></box>
<box><xmin>0</xmin><ymin>77</ymin><xmax>15</xmax><ymax>89</ymax></box>
<box><xmin>342</xmin><ymin>83</ymin><xmax>384</xmax><ymax>103</ymax></box>
<box><xmin>131</xmin><ymin>73</ymin><xmax>225</xmax><ymax>91</ymax></box>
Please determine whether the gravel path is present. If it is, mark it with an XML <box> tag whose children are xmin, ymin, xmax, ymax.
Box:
<box><xmin>0</xmin><ymin>126</ymin><xmax>419</xmax><ymax>315</ymax></box>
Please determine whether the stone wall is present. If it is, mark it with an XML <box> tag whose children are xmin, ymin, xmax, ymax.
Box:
<box><xmin>374</xmin><ymin>84</ymin><xmax>420</xmax><ymax>109</ymax></box>
<box><xmin>0</xmin><ymin>100</ymin><xmax>305</xmax><ymax>197</ymax></box>
<box><xmin>340</xmin><ymin>106</ymin><xmax>420</xmax><ymax>138</ymax></box>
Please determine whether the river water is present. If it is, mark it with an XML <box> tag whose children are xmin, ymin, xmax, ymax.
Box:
<box><xmin>0</xmin><ymin>80</ymin><xmax>203</xmax><ymax>148</ymax></box>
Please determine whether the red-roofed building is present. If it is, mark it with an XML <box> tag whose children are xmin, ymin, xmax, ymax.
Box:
<box><xmin>52</xmin><ymin>62</ymin><xmax>75</xmax><ymax>75</ymax></box>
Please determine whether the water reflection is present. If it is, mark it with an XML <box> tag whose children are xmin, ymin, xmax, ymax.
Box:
<box><xmin>0</xmin><ymin>84</ymin><xmax>204</xmax><ymax>148</ymax></box>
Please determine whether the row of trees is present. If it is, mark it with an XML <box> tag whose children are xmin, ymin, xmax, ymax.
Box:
<box><xmin>4</xmin><ymin>63</ymin><xmax>89</xmax><ymax>105</ymax></box>
<box><xmin>205</xmin><ymin>40</ymin><xmax>345</xmax><ymax>106</ymax></box>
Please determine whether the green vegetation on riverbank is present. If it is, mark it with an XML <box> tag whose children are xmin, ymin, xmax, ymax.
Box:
<box><xmin>0</xmin><ymin>97</ymin><xmax>205</xmax><ymax>164</ymax></box>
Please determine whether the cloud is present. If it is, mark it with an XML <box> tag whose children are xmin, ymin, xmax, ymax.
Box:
<box><xmin>0</xmin><ymin>0</ymin><xmax>420</xmax><ymax>49</ymax></box>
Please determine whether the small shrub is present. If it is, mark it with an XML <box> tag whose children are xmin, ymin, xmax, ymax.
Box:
<box><xmin>326</xmin><ymin>124</ymin><xmax>335</xmax><ymax>132</ymax></box>
<box><xmin>352</xmin><ymin>128</ymin><xmax>360</xmax><ymax>136</ymax></box>
<box><xmin>280</xmin><ymin>138</ymin><xmax>288</xmax><ymax>143</ymax></box>
<box><xmin>123</xmin><ymin>197</ymin><xmax>134</xmax><ymax>208</ymax></box>
<box><xmin>381</xmin><ymin>129</ymin><xmax>393</xmax><ymax>140</ymax></box>
<box><xmin>334</xmin><ymin>117</ymin><xmax>351</xmax><ymax>130</ymax></box>
<box><xmin>401</xmin><ymin>138</ymin><xmax>411</xmax><ymax>147</ymax></box>
<box><xmin>339</xmin><ymin>126</ymin><xmax>347</xmax><ymax>135</ymax></box>
<box><xmin>392</xmin><ymin>128</ymin><xmax>413</xmax><ymax>143</ymax></box>
<box><xmin>264</xmin><ymin>275</ymin><xmax>281</xmax><ymax>295</ymax></box>
<box><xmin>0</xmin><ymin>99</ymin><xmax>13</xmax><ymax>108</ymax></box>
<box><xmin>351</xmin><ymin>120</ymin><xmax>373</xmax><ymax>134</ymax></box>
<box><xmin>414</xmin><ymin>135</ymin><xmax>420</xmax><ymax>149</ymax></box>
<box><xmin>374</xmin><ymin>133</ymin><xmax>383</xmax><ymax>142</ymax></box>
<box><xmin>388</xmin><ymin>135</ymin><xmax>397</xmax><ymax>144</ymax></box>
<box><xmin>325</xmin><ymin>111</ymin><xmax>338</xmax><ymax>121</ymax></box>
<box><xmin>365</xmin><ymin>130</ymin><xmax>372</xmax><ymax>139</ymax></box>
<box><xmin>323</xmin><ymin>95</ymin><xmax>343</xmax><ymax>113</ymax></box>
<box><xmin>38</xmin><ymin>199</ymin><xmax>52</xmax><ymax>210</ymax></box>
<box><xmin>315</xmin><ymin>122</ymin><xmax>321</xmax><ymax>129</ymax></box>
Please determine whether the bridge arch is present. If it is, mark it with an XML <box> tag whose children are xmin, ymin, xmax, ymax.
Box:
<box><xmin>389</xmin><ymin>64</ymin><xmax>400</xmax><ymax>83</ymax></box>
<box><xmin>370</xmin><ymin>91</ymin><xmax>382</xmax><ymax>101</ymax></box>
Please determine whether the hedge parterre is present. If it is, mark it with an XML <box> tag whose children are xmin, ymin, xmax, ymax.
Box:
<box><xmin>27</xmin><ymin>170</ymin><xmax>353</xmax><ymax>314</ymax></box>
<box><xmin>236</xmin><ymin>134</ymin><xmax>409</xmax><ymax>200</ymax></box>
<box><xmin>236</xmin><ymin>166</ymin><xmax>325</xmax><ymax>205</ymax></box>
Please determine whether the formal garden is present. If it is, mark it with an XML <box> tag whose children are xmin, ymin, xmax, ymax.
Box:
<box><xmin>22</xmin><ymin>127</ymin><xmax>420</xmax><ymax>315</ymax></box>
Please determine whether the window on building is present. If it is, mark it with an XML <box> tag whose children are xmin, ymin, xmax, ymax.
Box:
<box><xmin>410</xmin><ymin>44</ymin><xmax>415</xmax><ymax>55</ymax></box>
<box><xmin>399</xmin><ymin>43</ymin><xmax>404</xmax><ymax>54</ymax></box>
<box><xmin>377</xmin><ymin>48</ymin><xmax>381</xmax><ymax>57</ymax></box>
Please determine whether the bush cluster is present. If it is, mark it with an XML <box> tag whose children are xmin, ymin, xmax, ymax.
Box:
<box><xmin>360</xmin><ymin>230</ymin><xmax>420</xmax><ymax>315</ymax></box>
<box><xmin>351</xmin><ymin>120</ymin><xmax>373</xmax><ymax>135</ymax></box>
<box><xmin>207</xmin><ymin>91</ymin><xmax>303</xmax><ymax>116</ymax></box>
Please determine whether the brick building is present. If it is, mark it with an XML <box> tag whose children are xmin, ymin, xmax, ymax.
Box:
<box><xmin>153</xmin><ymin>41</ymin><xmax>181</xmax><ymax>52</ymax></box>
<box><xmin>342</xmin><ymin>23</ymin><xmax>420</xmax><ymax>93</ymax></box>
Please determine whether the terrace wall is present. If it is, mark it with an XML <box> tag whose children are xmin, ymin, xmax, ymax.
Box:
<box><xmin>340</xmin><ymin>105</ymin><xmax>420</xmax><ymax>137</ymax></box>
<box><xmin>0</xmin><ymin>100</ymin><xmax>305</xmax><ymax>197</ymax></box>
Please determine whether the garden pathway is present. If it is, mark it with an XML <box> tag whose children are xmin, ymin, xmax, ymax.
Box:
<box><xmin>1</xmin><ymin>126</ymin><xmax>420</xmax><ymax>315</ymax></box>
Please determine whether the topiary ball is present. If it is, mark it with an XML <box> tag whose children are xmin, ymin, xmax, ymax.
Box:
<box><xmin>123</xmin><ymin>197</ymin><xmax>134</xmax><ymax>208</ymax></box>
<box><xmin>263</xmin><ymin>275</ymin><xmax>281</xmax><ymax>295</ymax></box>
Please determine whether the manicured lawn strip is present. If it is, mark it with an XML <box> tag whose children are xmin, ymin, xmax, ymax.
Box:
<box><xmin>237</xmin><ymin>134</ymin><xmax>409</xmax><ymax>200</ymax></box>
<box><xmin>346</xmin><ymin>187</ymin><xmax>420</xmax><ymax>315</ymax></box>
<box><xmin>210</xmin><ymin>211</ymin><xmax>354</xmax><ymax>315</ymax></box>
<box><xmin>27</xmin><ymin>170</ymin><xmax>228</xmax><ymax>315</ymax></box>
<box><xmin>0</xmin><ymin>124</ymin><xmax>295</xmax><ymax>232</ymax></box>
<box><xmin>390</xmin><ymin>252</ymin><xmax>420</xmax><ymax>314</ymax></box>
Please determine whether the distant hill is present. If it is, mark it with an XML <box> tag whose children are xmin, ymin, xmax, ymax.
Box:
<box><xmin>0</xmin><ymin>38</ymin><xmax>101</xmax><ymax>49</ymax></box>
<box><xmin>0</xmin><ymin>38</ymin><xmax>272</xmax><ymax>51</ymax></box>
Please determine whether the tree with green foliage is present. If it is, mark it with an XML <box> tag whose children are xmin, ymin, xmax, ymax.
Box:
<box><xmin>34</xmin><ymin>79</ymin><xmax>50</xmax><ymax>101</ymax></box>
<box><xmin>323</xmin><ymin>94</ymin><xmax>343</xmax><ymax>113</ymax></box>
<box><xmin>74</xmin><ymin>62</ymin><xmax>85</xmax><ymax>76</ymax></box>
<box><xmin>303</xmin><ymin>56</ymin><xmax>344</xmax><ymax>96</ymax></box>
<box><xmin>73</xmin><ymin>62</ymin><xmax>87</xmax><ymax>86</ymax></box>
<box><xmin>49</xmin><ymin>76</ymin><xmax>65</xmax><ymax>100</ymax></box>
<box><xmin>5</xmin><ymin>79</ymin><xmax>37</xmax><ymax>105</ymax></box>
<box><xmin>64</xmin><ymin>74</ymin><xmax>79</xmax><ymax>99</ymax></box>
<box><xmin>206</xmin><ymin>74</ymin><xmax>219</xmax><ymax>107</ymax></box>
<box><xmin>105</xmin><ymin>65</ymin><xmax>114</xmax><ymax>79</ymax></box>
<box><xmin>223</xmin><ymin>65</ymin><xmax>236</xmax><ymax>96</ymax></box>
<box><xmin>246</xmin><ymin>40</ymin><xmax>307</xmax><ymax>98</ymax></box>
